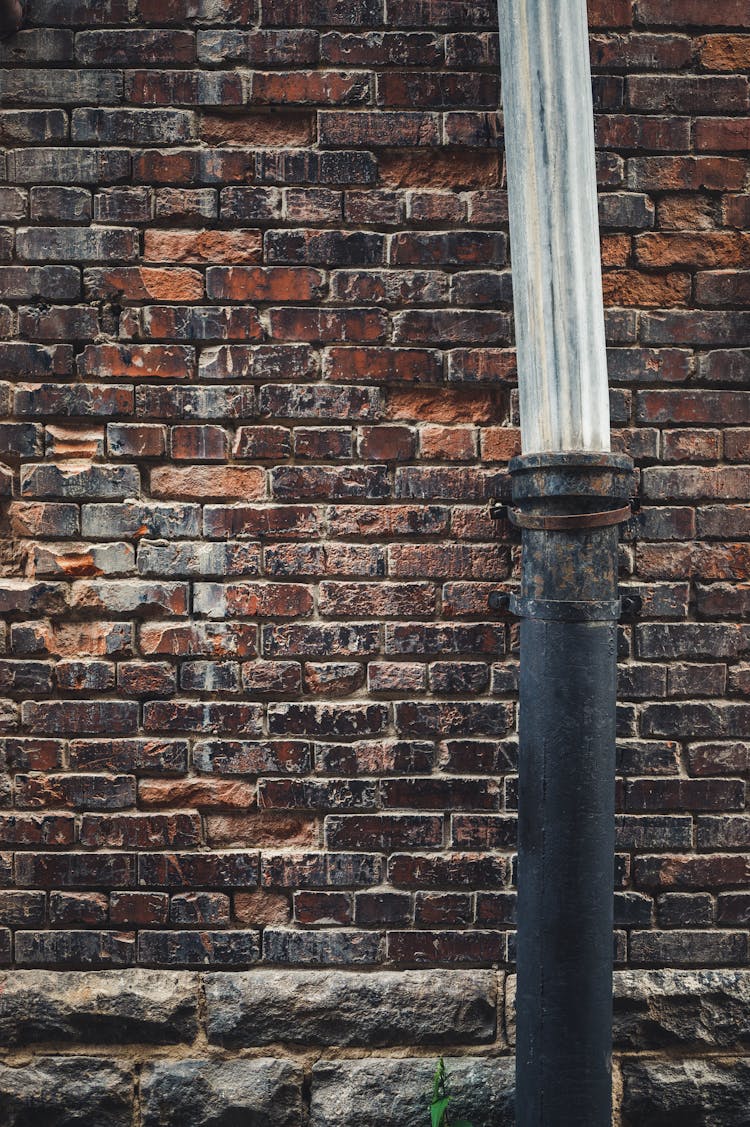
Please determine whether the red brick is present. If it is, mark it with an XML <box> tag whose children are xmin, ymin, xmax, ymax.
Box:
<box><xmin>144</xmin><ymin>229</ymin><xmax>262</xmax><ymax>265</ymax></box>
<box><xmin>699</xmin><ymin>34</ymin><xmax>750</xmax><ymax>71</ymax></box>
<box><xmin>637</xmin><ymin>1</ymin><xmax>750</xmax><ymax>26</ymax></box>
<box><xmin>206</xmin><ymin>266</ymin><xmax>325</xmax><ymax>302</ymax></box>
<box><xmin>201</xmin><ymin>112</ymin><xmax>309</xmax><ymax>146</ymax></box>
<box><xmin>253</xmin><ymin>70</ymin><xmax>369</xmax><ymax>105</ymax></box>
<box><xmin>2</xmin><ymin>0</ymin><xmax>750</xmax><ymax>976</ymax></box>
<box><xmin>84</xmin><ymin>267</ymin><xmax>204</xmax><ymax>302</ymax></box>
<box><xmin>150</xmin><ymin>466</ymin><xmax>265</xmax><ymax>501</ymax></box>
<box><xmin>588</xmin><ymin>0</ymin><xmax>633</xmax><ymax>26</ymax></box>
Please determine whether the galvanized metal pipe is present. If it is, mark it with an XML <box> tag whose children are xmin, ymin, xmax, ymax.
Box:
<box><xmin>495</xmin><ymin>2</ymin><xmax>634</xmax><ymax>1124</ymax></box>
<box><xmin>498</xmin><ymin>0</ymin><xmax>610</xmax><ymax>455</ymax></box>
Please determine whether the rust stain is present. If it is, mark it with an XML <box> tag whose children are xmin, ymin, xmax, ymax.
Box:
<box><xmin>59</xmin><ymin>555</ymin><xmax>103</xmax><ymax>578</ymax></box>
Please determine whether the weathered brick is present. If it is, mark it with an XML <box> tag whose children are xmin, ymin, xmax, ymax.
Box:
<box><xmin>110</xmin><ymin>892</ymin><xmax>169</xmax><ymax>927</ymax></box>
<box><xmin>261</xmin><ymin>1</ymin><xmax>382</xmax><ymax>27</ymax></box>
<box><xmin>129</xmin><ymin>71</ymin><xmax>243</xmax><ymax>109</ymax></box>
<box><xmin>268</xmin><ymin>703</ymin><xmax>388</xmax><ymax>737</ymax></box>
<box><xmin>629</xmin><ymin>929</ymin><xmax>747</xmax><ymax>967</ymax></box>
<box><xmin>387</xmin><ymin>930</ymin><xmax>505</xmax><ymax>966</ymax></box>
<box><xmin>320</xmin><ymin>111</ymin><xmax>439</xmax><ymax>148</ymax></box>
<box><xmin>194</xmin><ymin>740</ymin><xmax>310</xmax><ymax>776</ymax></box>
<box><xmin>16</xmin><ymin>852</ymin><xmax>136</xmax><ymax>888</ymax></box>
<box><xmin>199</xmin><ymin>28</ymin><xmax>319</xmax><ymax>66</ymax></box>
<box><xmin>0</xmin><ymin>69</ymin><xmax>122</xmax><ymax>104</ymax></box>
<box><xmin>0</xmin><ymin>814</ymin><xmax>74</xmax><ymax>847</ymax></box>
<box><xmin>21</xmin><ymin>463</ymin><xmax>140</xmax><ymax>501</ymax></box>
<box><xmin>139</xmin><ymin>930</ymin><xmax>260</xmax><ymax>966</ymax></box>
<box><xmin>16</xmin><ymin>931</ymin><xmax>135</xmax><ymax>968</ymax></box>
<box><xmin>139</xmin><ymin>622</ymin><xmax>257</xmax><ymax>658</ymax></box>
<box><xmin>81</xmin><ymin>814</ymin><xmax>200</xmax><ymax>849</ymax></box>
<box><xmin>388</xmin><ymin>853</ymin><xmax>508</xmax><ymax>889</ymax></box>
<box><xmin>17</xmin><ymin>227</ymin><xmax>138</xmax><ymax>263</ymax></box>
<box><xmin>637</xmin><ymin>1</ymin><xmax>750</xmax><ymax>26</ymax></box>
<box><xmin>22</xmin><ymin>701</ymin><xmax>139</xmax><ymax>736</ymax></box>
<box><xmin>76</xmin><ymin>29</ymin><xmax>195</xmax><ymax>66</ymax></box>
<box><xmin>256</xmin><ymin>150</ymin><xmax>377</xmax><ymax>186</ymax></box>
<box><xmin>138</xmin><ymin>852</ymin><xmax>258</xmax><ymax>889</ymax></box>
<box><xmin>133</xmin><ymin>148</ymin><xmax>254</xmax><ymax>185</ymax></box>
<box><xmin>151</xmin><ymin>466</ymin><xmax>264</xmax><ymax>501</ymax></box>
<box><xmin>0</xmin><ymin>0</ymin><xmax>745</xmax><ymax>982</ymax></box>
<box><xmin>320</xmin><ymin>583</ymin><xmax>434</xmax><ymax>619</ymax></box>
<box><xmin>9</xmin><ymin>147</ymin><xmax>131</xmax><ymax>184</ymax></box>
<box><xmin>16</xmin><ymin>774</ymin><xmax>135</xmax><ymax>811</ymax></box>
<box><xmin>264</xmin><ymin>927</ymin><xmax>382</xmax><ymax>965</ymax></box>
<box><xmin>143</xmin><ymin>701</ymin><xmax>264</xmax><ymax>735</ymax></box>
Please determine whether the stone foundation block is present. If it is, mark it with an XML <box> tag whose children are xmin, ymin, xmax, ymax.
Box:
<box><xmin>621</xmin><ymin>1058</ymin><xmax>750</xmax><ymax>1127</ymax></box>
<box><xmin>309</xmin><ymin>1057</ymin><xmax>514</xmax><ymax>1127</ymax></box>
<box><xmin>0</xmin><ymin>969</ymin><xmax>199</xmax><ymax>1046</ymax></box>
<box><xmin>205</xmin><ymin>968</ymin><xmax>498</xmax><ymax>1047</ymax></box>
<box><xmin>140</xmin><ymin>1059</ymin><xmax>305</xmax><ymax>1127</ymax></box>
<box><xmin>506</xmin><ymin>969</ymin><xmax>750</xmax><ymax>1050</ymax></box>
<box><xmin>613</xmin><ymin>969</ymin><xmax>750</xmax><ymax>1049</ymax></box>
<box><xmin>0</xmin><ymin>1058</ymin><xmax>134</xmax><ymax>1127</ymax></box>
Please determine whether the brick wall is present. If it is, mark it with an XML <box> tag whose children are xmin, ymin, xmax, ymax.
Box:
<box><xmin>0</xmin><ymin>0</ymin><xmax>748</xmax><ymax>979</ymax></box>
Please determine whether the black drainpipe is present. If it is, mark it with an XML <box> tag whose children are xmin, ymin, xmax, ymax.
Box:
<box><xmin>502</xmin><ymin>454</ymin><xmax>635</xmax><ymax>1124</ymax></box>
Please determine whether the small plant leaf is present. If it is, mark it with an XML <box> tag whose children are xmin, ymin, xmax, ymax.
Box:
<box><xmin>430</xmin><ymin>1096</ymin><xmax>451</xmax><ymax>1127</ymax></box>
<box><xmin>432</xmin><ymin>1059</ymin><xmax>446</xmax><ymax>1102</ymax></box>
<box><xmin>453</xmin><ymin>1119</ymin><xmax>474</xmax><ymax>1126</ymax></box>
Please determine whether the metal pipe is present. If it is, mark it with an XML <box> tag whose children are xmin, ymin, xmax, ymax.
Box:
<box><xmin>0</xmin><ymin>0</ymin><xmax>23</xmax><ymax>38</ymax></box>
<box><xmin>498</xmin><ymin>0</ymin><xmax>610</xmax><ymax>454</ymax></box>
<box><xmin>508</xmin><ymin>454</ymin><xmax>633</xmax><ymax>1126</ymax></box>
<box><xmin>495</xmin><ymin>2</ymin><xmax>635</xmax><ymax>1124</ymax></box>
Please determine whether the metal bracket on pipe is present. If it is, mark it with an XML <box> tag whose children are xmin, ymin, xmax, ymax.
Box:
<box><xmin>487</xmin><ymin>590</ymin><xmax>518</xmax><ymax>616</ymax></box>
<box><xmin>489</xmin><ymin>590</ymin><xmax>643</xmax><ymax>621</ymax></box>
<box><xmin>509</xmin><ymin>594</ymin><xmax>622</xmax><ymax>622</ymax></box>
<box><xmin>619</xmin><ymin>592</ymin><xmax>643</xmax><ymax>620</ymax></box>
<box><xmin>491</xmin><ymin>497</ymin><xmax>638</xmax><ymax>530</ymax></box>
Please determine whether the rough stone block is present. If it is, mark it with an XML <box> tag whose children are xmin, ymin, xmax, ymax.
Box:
<box><xmin>310</xmin><ymin>1058</ymin><xmax>514</xmax><ymax>1127</ymax></box>
<box><xmin>205</xmin><ymin>968</ymin><xmax>498</xmax><ymax>1046</ymax></box>
<box><xmin>0</xmin><ymin>1058</ymin><xmax>134</xmax><ymax>1127</ymax></box>
<box><xmin>140</xmin><ymin>1059</ymin><xmax>305</xmax><ymax>1127</ymax></box>
<box><xmin>613</xmin><ymin>969</ymin><xmax>750</xmax><ymax>1049</ymax></box>
<box><xmin>621</xmin><ymin>1058</ymin><xmax>750</xmax><ymax>1127</ymax></box>
<box><xmin>0</xmin><ymin>969</ymin><xmax>199</xmax><ymax>1045</ymax></box>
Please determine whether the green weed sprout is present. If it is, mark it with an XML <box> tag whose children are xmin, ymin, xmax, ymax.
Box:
<box><xmin>430</xmin><ymin>1058</ymin><xmax>474</xmax><ymax>1127</ymax></box>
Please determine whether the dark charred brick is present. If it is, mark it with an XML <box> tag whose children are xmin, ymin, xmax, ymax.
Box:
<box><xmin>139</xmin><ymin>852</ymin><xmax>258</xmax><ymax>889</ymax></box>
<box><xmin>16</xmin><ymin>852</ymin><xmax>136</xmax><ymax>888</ymax></box>
<box><xmin>139</xmin><ymin>929</ymin><xmax>260</xmax><ymax>967</ymax></box>
<box><xmin>388</xmin><ymin>853</ymin><xmax>508</xmax><ymax>889</ymax></box>
<box><xmin>48</xmin><ymin>892</ymin><xmax>109</xmax><ymax>926</ymax></box>
<box><xmin>387</xmin><ymin>930</ymin><xmax>505</xmax><ymax>966</ymax></box>
<box><xmin>15</xmin><ymin>930</ymin><xmax>135</xmax><ymax>968</ymax></box>
<box><xmin>268</xmin><ymin>703</ymin><xmax>388</xmax><ymax>737</ymax></box>
<box><xmin>354</xmin><ymin>891</ymin><xmax>412</xmax><ymax>927</ymax></box>
<box><xmin>263</xmin><ymin>927</ymin><xmax>383</xmax><ymax>965</ymax></box>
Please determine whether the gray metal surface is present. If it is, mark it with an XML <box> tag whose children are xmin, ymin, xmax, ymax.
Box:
<box><xmin>498</xmin><ymin>0</ymin><xmax>610</xmax><ymax>454</ymax></box>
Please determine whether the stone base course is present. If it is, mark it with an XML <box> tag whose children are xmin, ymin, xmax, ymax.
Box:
<box><xmin>0</xmin><ymin>1058</ymin><xmax>134</xmax><ymax>1127</ymax></box>
<box><xmin>621</xmin><ymin>1059</ymin><xmax>750</xmax><ymax>1127</ymax></box>
<box><xmin>0</xmin><ymin>968</ymin><xmax>199</xmax><ymax>1046</ymax></box>
<box><xmin>204</xmin><ymin>967</ymin><xmax>499</xmax><ymax>1047</ymax></box>
<box><xmin>311</xmin><ymin>1058</ymin><xmax>515</xmax><ymax>1126</ymax></box>
<box><xmin>0</xmin><ymin>969</ymin><xmax>748</xmax><ymax>1124</ymax></box>
<box><xmin>140</xmin><ymin>1059</ymin><xmax>306</xmax><ymax>1127</ymax></box>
